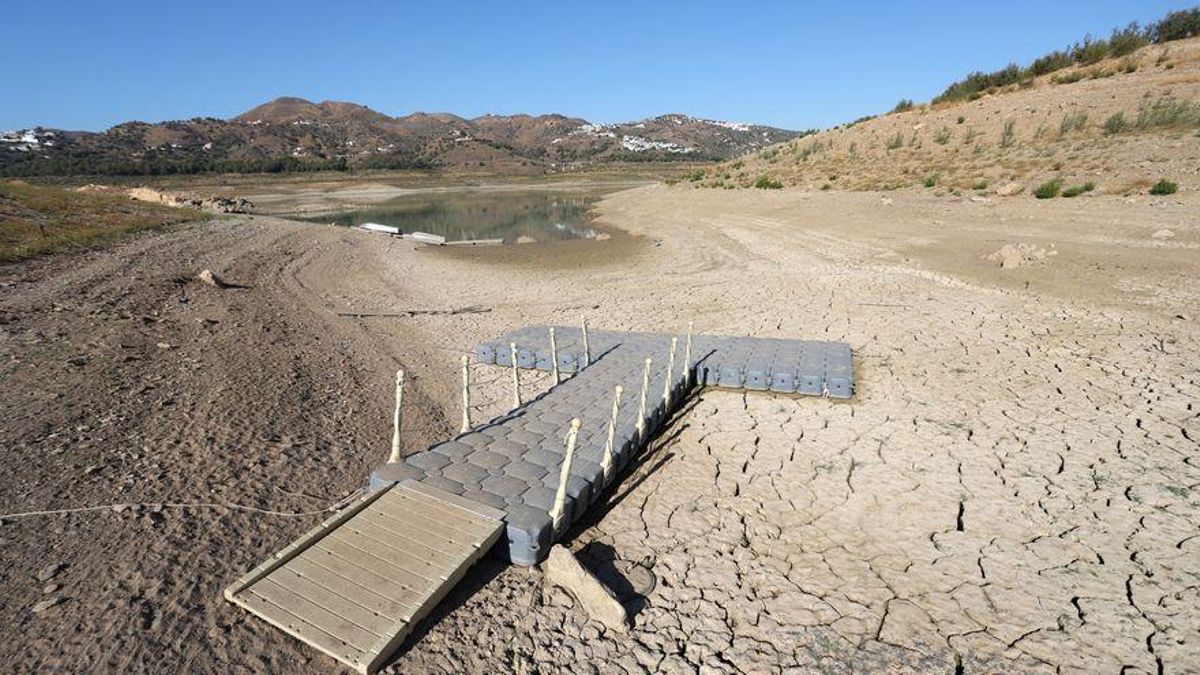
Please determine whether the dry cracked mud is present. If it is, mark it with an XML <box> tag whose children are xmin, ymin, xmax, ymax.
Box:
<box><xmin>1</xmin><ymin>186</ymin><xmax>1197</xmax><ymax>673</ymax></box>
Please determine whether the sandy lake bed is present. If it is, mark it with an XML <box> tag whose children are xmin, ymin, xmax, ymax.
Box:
<box><xmin>1</xmin><ymin>184</ymin><xmax>1197</xmax><ymax>673</ymax></box>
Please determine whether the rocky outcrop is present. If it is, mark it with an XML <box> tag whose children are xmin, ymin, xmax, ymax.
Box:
<box><xmin>126</xmin><ymin>187</ymin><xmax>253</xmax><ymax>213</ymax></box>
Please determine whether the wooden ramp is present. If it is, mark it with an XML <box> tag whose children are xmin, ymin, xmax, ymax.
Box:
<box><xmin>224</xmin><ymin>481</ymin><xmax>505</xmax><ymax>674</ymax></box>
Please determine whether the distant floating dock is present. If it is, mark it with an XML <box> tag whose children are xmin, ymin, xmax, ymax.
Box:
<box><xmin>227</xmin><ymin>324</ymin><xmax>854</xmax><ymax>673</ymax></box>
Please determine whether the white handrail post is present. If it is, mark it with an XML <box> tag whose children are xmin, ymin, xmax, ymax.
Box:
<box><xmin>663</xmin><ymin>337</ymin><xmax>678</xmax><ymax>407</ymax></box>
<box><xmin>684</xmin><ymin>321</ymin><xmax>694</xmax><ymax>386</ymax></box>
<box><xmin>460</xmin><ymin>355</ymin><xmax>471</xmax><ymax>434</ymax></box>
<box><xmin>389</xmin><ymin>369</ymin><xmax>405</xmax><ymax>463</ymax></box>
<box><xmin>549</xmin><ymin>327</ymin><xmax>560</xmax><ymax>384</ymax></box>
<box><xmin>636</xmin><ymin>357</ymin><xmax>652</xmax><ymax>440</ymax></box>
<box><xmin>510</xmin><ymin>342</ymin><xmax>521</xmax><ymax>411</ymax></box>
<box><xmin>550</xmin><ymin>418</ymin><xmax>582</xmax><ymax>534</ymax></box>
<box><xmin>601</xmin><ymin>385</ymin><xmax>624</xmax><ymax>484</ymax></box>
<box><xmin>581</xmin><ymin>316</ymin><xmax>591</xmax><ymax>368</ymax></box>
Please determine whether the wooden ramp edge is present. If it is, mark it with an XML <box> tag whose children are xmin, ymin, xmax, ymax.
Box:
<box><xmin>224</xmin><ymin>480</ymin><xmax>506</xmax><ymax>674</ymax></box>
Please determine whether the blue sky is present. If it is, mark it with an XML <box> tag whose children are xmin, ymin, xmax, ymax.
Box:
<box><xmin>2</xmin><ymin>1</ymin><xmax>1191</xmax><ymax>131</ymax></box>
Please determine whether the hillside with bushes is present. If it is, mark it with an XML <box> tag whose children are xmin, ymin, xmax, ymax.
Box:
<box><xmin>705</xmin><ymin>9</ymin><xmax>1200</xmax><ymax>196</ymax></box>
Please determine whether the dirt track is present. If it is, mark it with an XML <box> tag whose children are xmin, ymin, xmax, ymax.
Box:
<box><xmin>1</xmin><ymin>187</ymin><xmax>1198</xmax><ymax>673</ymax></box>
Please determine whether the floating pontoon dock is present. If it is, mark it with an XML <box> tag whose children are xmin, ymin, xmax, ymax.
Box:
<box><xmin>226</xmin><ymin>325</ymin><xmax>854</xmax><ymax>673</ymax></box>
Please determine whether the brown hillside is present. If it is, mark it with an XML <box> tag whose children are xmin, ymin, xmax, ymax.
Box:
<box><xmin>470</xmin><ymin>113</ymin><xmax>587</xmax><ymax>148</ymax></box>
<box><xmin>234</xmin><ymin>97</ymin><xmax>393</xmax><ymax>126</ymax></box>
<box><xmin>708</xmin><ymin>37</ymin><xmax>1200</xmax><ymax>195</ymax></box>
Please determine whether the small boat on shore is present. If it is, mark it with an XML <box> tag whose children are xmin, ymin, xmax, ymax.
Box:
<box><xmin>404</xmin><ymin>231</ymin><xmax>447</xmax><ymax>246</ymax></box>
<box><xmin>357</xmin><ymin>222</ymin><xmax>401</xmax><ymax>235</ymax></box>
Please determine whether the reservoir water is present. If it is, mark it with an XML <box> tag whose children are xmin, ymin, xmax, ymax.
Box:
<box><xmin>308</xmin><ymin>188</ymin><xmax>616</xmax><ymax>244</ymax></box>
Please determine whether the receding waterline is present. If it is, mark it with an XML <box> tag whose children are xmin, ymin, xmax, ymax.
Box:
<box><xmin>302</xmin><ymin>188</ymin><xmax>616</xmax><ymax>244</ymax></box>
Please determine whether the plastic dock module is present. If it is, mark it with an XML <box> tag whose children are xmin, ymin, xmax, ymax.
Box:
<box><xmin>373</xmin><ymin>326</ymin><xmax>855</xmax><ymax>567</ymax></box>
<box><xmin>231</xmin><ymin>326</ymin><xmax>854</xmax><ymax>672</ymax></box>
<box><xmin>224</xmin><ymin>481</ymin><xmax>505</xmax><ymax>675</ymax></box>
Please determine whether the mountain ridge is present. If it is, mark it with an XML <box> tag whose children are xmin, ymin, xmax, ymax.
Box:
<box><xmin>0</xmin><ymin>97</ymin><xmax>801</xmax><ymax>176</ymax></box>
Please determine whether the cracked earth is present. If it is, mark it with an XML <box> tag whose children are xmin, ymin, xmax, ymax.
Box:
<box><xmin>2</xmin><ymin>186</ymin><xmax>1197</xmax><ymax>673</ymax></box>
<box><xmin>392</xmin><ymin>187</ymin><xmax>1199</xmax><ymax>674</ymax></box>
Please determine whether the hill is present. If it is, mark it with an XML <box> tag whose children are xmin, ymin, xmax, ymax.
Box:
<box><xmin>0</xmin><ymin>101</ymin><xmax>799</xmax><ymax>177</ymax></box>
<box><xmin>703</xmin><ymin>36</ymin><xmax>1200</xmax><ymax>196</ymax></box>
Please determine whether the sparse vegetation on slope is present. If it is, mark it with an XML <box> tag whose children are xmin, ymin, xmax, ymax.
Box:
<box><xmin>1034</xmin><ymin>179</ymin><xmax>1064</xmax><ymax>199</ymax></box>
<box><xmin>1061</xmin><ymin>181</ymin><xmax>1096</xmax><ymax>198</ymax></box>
<box><xmin>753</xmin><ymin>175</ymin><xmax>783</xmax><ymax>189</ymax></box>
<box><xmin>1150</xmin><ymin>178</ymin><xmax>1179</xmax><ymax>194</ymax></box>
<box><xmin>0</xmin><ymin>181</ymin><xmax>200</xmax><ymax>261</ymax></box>
<box><xmin>933</xmin><ymin>8</ymin><xmax>1199</xmax><ymax>104</ymax></box>
<box><xmin>1133</xmin><ymin>96</ymin><xmax>1200</xmax><ymax>129</ymax></box>
<box><xmin>705</xmin><ymin>33</ymin><xmax>1200</xmax><ymax>195</ymax></box>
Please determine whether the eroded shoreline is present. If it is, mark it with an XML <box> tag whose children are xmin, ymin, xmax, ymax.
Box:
<box><xmin>0</xmin><ymin>186</ymin><xmax>1196</xmax><ymax>673</ymax></box>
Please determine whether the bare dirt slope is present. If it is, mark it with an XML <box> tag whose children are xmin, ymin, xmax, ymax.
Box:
<box><xmin>1</xmin><ymin>185</ymin><xmax>1198</xmax><ymax>673</ymax></box>
<box><xmin>708</xmin><ymin>37</ymin><xmax>1200</xmax><ymax>194</ymax></box>
<box><xmin>0</xmin><ymin>217</ymin><xmax>454</xmax><ymax>671</ymax></box>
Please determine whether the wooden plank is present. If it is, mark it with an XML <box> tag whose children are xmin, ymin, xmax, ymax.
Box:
<box><xmin>363</xmin><ymin>513</ymin><xmax>505</xmax><ymax>673</ymax></box>
<box><xmin>381</xmin><ymin>484</ymin><xmax>506</xmax><ymax>529</ymax></box>
<box><xmin>398</xmin><ymin>479</ymin><xmax>507</xmax><ymax>521</ymax></box>
<box><xmin>251</xmin><ymin>579</ymin><xmax>383</xmax><ymax>649</ymax></box>
<box><xmin>348</xmin><ymin>517</ymin><xmax>463</xmax><ymax>561</ymax></box>
<box><xmin>367</xmin><ymin>504</ymin><xmax>477</xmax><ymax>544</ymax></box>
<box><xmin>286</xmin><ymin>556</ymin><xmax>416</xmax><ymax>621</ymax></box>
<box><xmin>236</xmin><ymin>589</ymin><xmax>369</xmax><ymax>669</ymax></box>
<box><xmin>368</xmin><ymin>497</ymin><xmax>488</xmax><ymax>541</ymax></box>
<box><xmin>227</xmin><ymin>482</ymin><xmax>506</xmax><ymax>675</ymax></box>
<box><xmin>297</xmin><ymin>545</ymin><xmax>427</xmax><ymax>603</ymax></box>
<box><xmin>325</xmin><ymin>528</ymin><xmax>454</xmax><ymax>581</ymax></box>
<box><xmin>267</xmin><ymin>566</ymin><xmax>398</xmax><ymax>629</ymax></box>
<box><xmin>375</xmin><ymin>488</ymin><xmax>495</xmax><ymax>538</ymax></box>
<box><xmin>362</xmin><ymin>506</ymin><xmax>484</xmax><ymax>552</ymax></box>
<box><xmin>308</xmin><ymin>539</ymin><xmax>437</xmax><ymax>597</ymax></box>
<box><xmin>343</xmin><ymin>521</ymin><xmax>463</xmax><ymax>566</ymax></box>
<box><xmin>223</xmin><ymin>484</ymin><xmax>395</xmax><ymax>600</ymax></box>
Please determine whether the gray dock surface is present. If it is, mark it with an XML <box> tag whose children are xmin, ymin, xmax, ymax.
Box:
<box><xmin>372</xmin><ymin>326</ymin><xmax>854</xmax><ymax>565</ymax></box>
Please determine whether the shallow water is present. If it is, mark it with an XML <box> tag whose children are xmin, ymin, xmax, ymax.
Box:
<box><xmin>307</xmin><ymin>189</ymin><xmax>613</xmax><ymax>243</ymax></box>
